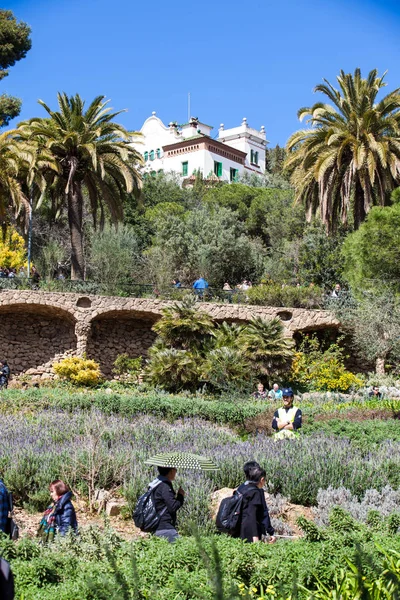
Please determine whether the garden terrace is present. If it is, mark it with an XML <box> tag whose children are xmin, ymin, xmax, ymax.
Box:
<box><xmin>0</xmin><ymin>289</ymin><xmax>338</xmax><ymax>377</ymax></box>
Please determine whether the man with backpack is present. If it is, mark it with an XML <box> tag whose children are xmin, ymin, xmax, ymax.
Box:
<box><xmin>216</xmin><ymin>461</ymin><xmax>276</xmax><ymax>543</ymax></box>
<box><xmin>134</xmin><ymin>466</ymin><xmax>184</xmax><ymax>543</ymax></box>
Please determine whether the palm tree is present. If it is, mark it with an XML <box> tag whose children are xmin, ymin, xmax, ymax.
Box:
<box><xmin>285</xmin><ymin>69</ymin><xmax>400</xmax><ymax>230</ymax></box>
<box><xmin>0</xmin><ymin>129</ymin><xmax>52</xmax><ymax>230</ymax></box>
<box><xmin>17</xmin><ymin>93</ymin><xmax>143</xmax><ymax>279</ymax></box>
<box><xmin>239</xmin><ymin>317</ymin><xmax>294</xmax><ymax>378</ymax></box>
<box><xmin>152</xmin><ymin>297</ymin><xmax>215</xmax><ymax>351</ymax></box>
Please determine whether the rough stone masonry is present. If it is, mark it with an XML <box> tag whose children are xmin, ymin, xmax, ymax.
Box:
<box><xmin>0</xmin><ymin>290</ymin><xmax>338</xmax><ymax>378</ymax></box>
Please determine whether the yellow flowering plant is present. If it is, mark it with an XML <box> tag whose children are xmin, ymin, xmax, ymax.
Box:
<box><xmin>291</xmin><ymin>335</ymin><xmax>362</xmax><ymax>393</ymax></box>
<box><xmin>53</xmin><ymin>356</ymin><xmax>102</xmax><ymax>387</ymax></box>
<box><xmin>0</xmin><ymin>227</ymin><xmax>27</xmax><ymax>270</ymax></box>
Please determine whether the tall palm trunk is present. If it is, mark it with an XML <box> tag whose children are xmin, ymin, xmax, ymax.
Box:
<box><xmin>353</xmin><ymin>179</ymin><xmax>366</xmax><ymax>230</ymax></box>
<box><xmin>67</xmin><ymin>181</ymin><xmax>84</xmax><ymax>280</ymax></box>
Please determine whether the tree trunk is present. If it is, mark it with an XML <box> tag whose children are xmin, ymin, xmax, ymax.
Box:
<box><xmin>375</xmin><ymin>356</ymin><xmax>385</xmax><ymax>375</ymax></box>
<box><xmin>353</xmin><ymin>179</ymin><xmax>366</xmax><ymax>230</ymax></box>
<box><xmin>68</xmin><ymin>183</ymin><xmax>85</xmax><ymax>280</ymax></box>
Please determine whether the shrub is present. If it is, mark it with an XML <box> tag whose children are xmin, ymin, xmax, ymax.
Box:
<box><xmin>53</xmin><ymin>356</ymin><xmax>102</xmax><ymax>387</ymax></box>
<box><xmin>292</xmin><ymin>335</ymin><xmax>362</xmax><ymax>392</ymax></box>
<box><xmin>247</xmin><ymin>282</ymin><xmax>324</xmax><ymax>308</ymax></box>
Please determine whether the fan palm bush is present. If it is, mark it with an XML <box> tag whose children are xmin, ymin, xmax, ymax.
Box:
<box><xmin>201</xmin><ymin>347</ymin><xmax>253</xmax><ymax>393</ymax></box>
<box><xmin>239</xmin><ymin>317</ymin><xmax>294</xmax><ymax>379</ymax></box>
<box><xmin>17</xmin><ymin>93</ymin><xmax>142</xmax><ymax>279</ymax></box>
<box><xmin>145</xmin><ymin>346</ymin><xmax>201</xmax><ymax>392</ymax></box>
<box><xmin>285</xmin><ymin>68</ymin><xmax>400</xmax><ymax>230</ymax></box>
<box><xmin>152</xmin><ymin>297</ymin><xmax>215</xmax><ymax>350</ymax></box>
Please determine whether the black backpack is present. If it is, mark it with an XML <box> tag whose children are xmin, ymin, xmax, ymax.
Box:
<box><xmin>216</xmin><ymin>488</ymin><xmax>248</xmax><ymax>537</ymax></box>
<box><xmin>0</xmin><ymin>558</ymin><xmax>14</xmax><ymax>600</ymax></box>
<box><xmin>133</xmin><ymin>480</ymin><xmax>166</xmax><ymax>533</ymax></box>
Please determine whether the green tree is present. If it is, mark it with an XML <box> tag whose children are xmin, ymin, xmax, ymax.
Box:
<box><xmin>297</xmin><ymin>223</ymin><xmax>346</xmax><ymax>288</ymax></box>
<box><xmin>88</xmin><ymin>224</ymin><xmax>140</xmax><ymax>292</ymax></box>
<box><xmin>146</xmin><ymin>206</ymin><xmax>265</xmax><ymax>287</ymax></box>
<box><xmin>0</xmin><ymin>10</ymin><xmax>31</xmax><ymax>126</ymax></box>
<box><xmin>18</xmin><ymin>93</ymin><xmax>142</xmax><ymax>279</ymax></box>
<box><xmin>335</xmin><ymin>291</ymin><xmax>400</xmax><ymax>374</ymax></box>
<box><xmin>285</xmin><ymin>68</ymin><xmax>400</xmax><ymax>230</ymax></box>
<box><xmin>342</xmin><ymin>202</ymin><xmax>400</xmax><ymax>290</ymax></box>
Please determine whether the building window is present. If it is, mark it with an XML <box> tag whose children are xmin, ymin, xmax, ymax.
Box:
<box><xmin>230</xmin><ymin>168</ymin><xmax>239</xmax><ymax>182</ymax></box>
<box><xmin>250</xmin><ymin>150</ymin><xmax>259</xmax><ymax>165</ymax></box>
<box><xmin>214</xmin><ymin>161</ymin><xmax>223</xmax><ymax>177</ymax></box>
<box><xmin>144</xmin><ymin>151</ymin><xmax>149</xmax><ymax>161</ymax></box>
<box><xmin>182</xmin><ymin>161</ymin><xmax>188</xmax><ymax>176</ymax></box>
<box><xmin>156</xmin><ymin>148</ymin><xmax>161</xmax><ymax>159</ymax></box>
<box><xmin>149</xmin><ymin>150</ymin><xmax>155</xmax><ymax>161</ymax></box>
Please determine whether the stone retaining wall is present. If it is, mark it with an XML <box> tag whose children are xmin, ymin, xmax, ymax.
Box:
<box><xmin>0</xmin><ymin>290</ymin><xmax>339</xmax><ymax>379</ymax></box>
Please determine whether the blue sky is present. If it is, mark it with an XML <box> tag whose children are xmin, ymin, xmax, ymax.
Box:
<box><xmin>5</xmin><ymin>0</ymin><xmax>400</xmax><ymax>145</ymax></box>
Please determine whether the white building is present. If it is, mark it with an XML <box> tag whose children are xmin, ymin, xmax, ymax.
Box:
<box><xmin>132</xmin><ymin>112</ymin><xmax>267</xmax><ymax>183</ymax></box>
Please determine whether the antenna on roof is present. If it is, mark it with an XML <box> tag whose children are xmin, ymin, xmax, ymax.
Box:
<box><xmin>188</xmin><ymin>92</ymin><xmax>191</xmax><ymax>122</ymax></box>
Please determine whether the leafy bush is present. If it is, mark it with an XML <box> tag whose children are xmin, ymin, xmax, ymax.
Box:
<box><xmin>247</xmin><ymin>282</ymin><xmax>324</xmax><ymax>308</ymax></box>
<box><xmin>292</xmin><ymin>335</ymin><xmax>362</xmax><ymax>392</ymax></box>
<box><xmin>53</xmin><ymin>356</ymin><xmax>102</xmax><ymax>387</ymax></box>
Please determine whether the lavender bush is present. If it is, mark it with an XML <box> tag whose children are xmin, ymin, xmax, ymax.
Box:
<box><xmin>314</xmin><ymin>485</ymin><xmax>400</xmax><ymax>526</ymax></box>
<box><xmin>0</xmin><ymin>410</ymin><xmax>399</xmax><ymax>530</ymax></box>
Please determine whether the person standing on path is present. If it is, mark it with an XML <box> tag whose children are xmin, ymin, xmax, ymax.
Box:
<box><xmin>153</xmin><ymin>466</ymin><xmax>185</xmax><ymax>543</ymax></box>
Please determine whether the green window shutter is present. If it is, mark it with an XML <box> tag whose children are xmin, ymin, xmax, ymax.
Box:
<box><xmin>156</xmin><ymin>148</ymin><xmax>161</xmax><ymax>158</ymax></box>
<box><xmin>255</xmin><ymin>151</ymin><xmax>259</xmax><ymax>165</ymax></box>
<box><xmin>149</xmin><ymin>150</ymin><xmax>155</xmax><ymax>161</ymax></box>
<box><xmin>182</xmin><ymin>161</ymin><xmax>188</xmax><ymax>176</ymax></box>
<box><xmin>218</xmin><ymin>162</ymin><xmax>222</xmax><ymax>177</ymax></box>
<box><xmin>250</xmin><ymin>150</ymin><xmax>254</xmax><ymax>163</ymax></box>
<box><xmin>144</xmin><ymin>151</ymin><xmax>148</xmax><ymax>161</ymax></box>
<box><xmin>230</xmin><ymin>168</ymin><xmax>238</xmax><ymax>182</ymax></box>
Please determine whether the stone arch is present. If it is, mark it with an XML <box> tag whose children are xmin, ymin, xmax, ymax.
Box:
<box><xmin>87</xmin><ymin>309</ymin><xmax>159</xmax><ymax>377</ymax></box>
<box><xmin>0</xmin><ymin>304</ymin><xmax>77</xmax><ymax>375</ymax></box>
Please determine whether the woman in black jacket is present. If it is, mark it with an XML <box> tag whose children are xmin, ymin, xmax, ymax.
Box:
<box><xmin>153</xmin><ymin>467</ymin><xmax>185</xmax><ymax>542</ymax></box>
<box><xmin>49</xmin><ymin>480</ymin><xmax>77</xmax><ymax>536</ymax></box>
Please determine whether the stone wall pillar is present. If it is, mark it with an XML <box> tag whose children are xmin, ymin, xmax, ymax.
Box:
<box><xmin>75</xmin><ymin>320</ymin><xmax>91</xmax><ymax>356</ymax></box>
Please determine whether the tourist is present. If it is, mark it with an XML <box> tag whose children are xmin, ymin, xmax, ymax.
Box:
<box><xmin>272</xmin><ymin>388</ymin><xmax>302</xmax><ymax>439</ymax></box>
<box><xmin>331</xmin><ymin>283</ymin><xmax>341</xmax><ymax>298</ymax></box>
<box><xmin>237</xmin><ymin>462</ymin><xmax>275</xmax><ymax>543</ymax></box>
<box><xmin>268</xmin><ymin>383</ymin><xmax>283</xmax><ymax>400</ymax></box>
<box><xmin>253</xmin><ymin>383</ymin><xmax>267</xmax><ymax>399</ymax></box>
<box><xmin>193</xmin><ymin>276</ymin><xmax>209</xmax><ymax>299</ymax></box>
<box><xmin>223</xmin><ymin>282</ymin><xmax>232</xmax><ymax>291</ymax></box>
<box><xmin>369</xmin><ymin>385</ymin><xmax>382</xmax><ymax>399</ymax></box>
<box><xmin>0</xmin><ymin>477</ymin><xmax>10</xmax><ymax>534</ymax></box>
<box><xmin>0</xmin><ymin>362</ymin><xmax>8</xmax><ymax>390</ymax></box>
<box><xmin>0</xmin><ymin>361</ymin><xmax>10</xmax><ymax>389</ymax></box>
<box><xmin>172</xmin><ymin>278</ymin><xmax>182</xmax><ymax>288</ymax></box>
<box><xmin>38</xmin><ymin>480</ymin><xmax>77</xmax><ymax>541</ymax></box>
<box><xmin>153</xmin><ymin>466</ymin><xmax>185</xmax><ymax>543</ymax></box>
<box><xmin>238</xmin><ymin>465</ymin><xmax>275</xmax><ymax>543</ymax></box>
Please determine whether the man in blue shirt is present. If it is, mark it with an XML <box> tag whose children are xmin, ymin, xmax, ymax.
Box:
<box><xmin>193</xmin><ymin>276</ymin><xmax>209</xmax><ymax>298</ymax></box>
<box><xmin>0</xmin><ymin>479</ymin><xmax>10</xmax><ymax>533</ymax></box>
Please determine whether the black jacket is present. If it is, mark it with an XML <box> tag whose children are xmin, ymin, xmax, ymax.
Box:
<box><xmin>238</xmin><ymin>483</ymin><xmax>266</xmax><ymax>542</ymax></box>
<box><xmin>237</xmin><ymin>482</ymin><xmax>274</xmax><ymax>537</ymax></box>
<box><xmin>153</xmin><ymin>478</ymin><xmax>184</xmax><ymax>531</ymax></box>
